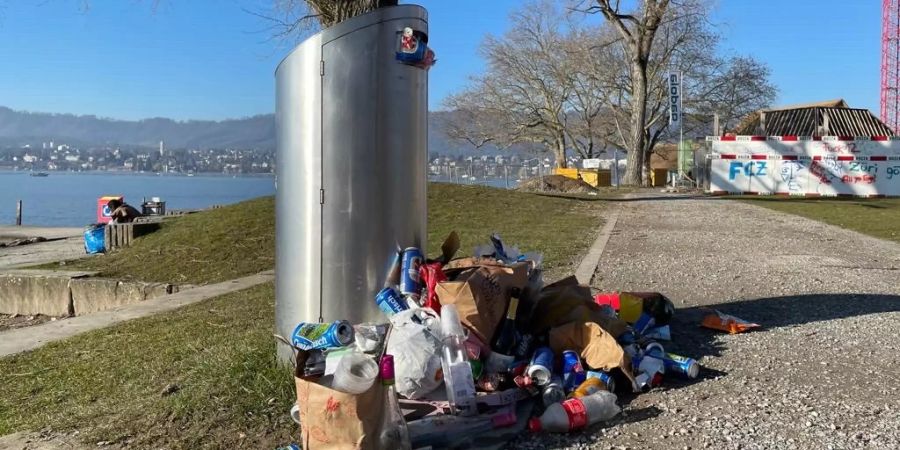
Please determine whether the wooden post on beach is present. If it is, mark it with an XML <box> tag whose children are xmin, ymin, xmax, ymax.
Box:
<box><xmin>15</xmin><ymin>200</ymin><xmax>22</xmax><ymax>226</ymax></box>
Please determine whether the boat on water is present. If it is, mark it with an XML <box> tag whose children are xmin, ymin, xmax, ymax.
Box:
<box><xmin>29</xmin><ymin>172</ymin><xmax>49</xmax><ymax>177</ymax></box>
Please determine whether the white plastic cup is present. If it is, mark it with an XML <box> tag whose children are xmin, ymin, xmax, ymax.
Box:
<box><xmin>290</xmin><ymin>404</ymin><xmax>301</xmax><ymax>425</ymax></box>
<box><xmin>330</xmin><ymin>352</ymin><xmax>378</xmax><ymax>394</ymax></box>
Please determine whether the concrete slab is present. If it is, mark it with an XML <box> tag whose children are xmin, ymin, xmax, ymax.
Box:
<box><xmin>69</xmin><ymin>278</ymin><xmax>174</xmax><ymax>315</ymax></box>
<box><xmin>0</xmin><ymin>270</ymin><xmax>97</xmax><ymax>278</ymax></box>
<box><xmin>0</xmin><ymin>226</ymin><xmax>83</xmax><ymax>241</ymax></box>
<box><xmin>0</xmin><ymin>271</ymin><xmax>274</xmax><ymax>357</ymax></box>
<box><xmin>0</xmin><ymin>238</ymin><xmax>88</xmax><ymax>270</ymax></box>
<box><xmin>0</xmin><ymin>273</ymin><xmax>72</xmax><ymax>316</ymax></box>
<box><xmin>574</xmin><ymin>209</ymin><xmax>619</xmax><ymax>285</ymax></box>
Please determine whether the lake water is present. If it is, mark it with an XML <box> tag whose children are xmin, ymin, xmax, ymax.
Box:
<box><xmin>0</xmin><ymin>171</ymin><xmax>516</xmax><ymax>227</ymax></box>
<box><xmin>0</xmin><ymin>171</ymin><xmax>275</xmax><ymax>227</ymax></box>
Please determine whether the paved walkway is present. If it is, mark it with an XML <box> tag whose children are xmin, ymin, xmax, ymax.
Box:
<box><xmin>0</xmin><ymin>271</ymin><xmax>274</xmax><ymax>358</ymax></box>
<box><xmin>521</xmin><ymin>194</ymin><xmax>900</xmax><ymax>450</ymax></box>
<box><xmin>0</xmin><ymin>226</ymin><xmax>87</xmax><ymax>270</ymax></box>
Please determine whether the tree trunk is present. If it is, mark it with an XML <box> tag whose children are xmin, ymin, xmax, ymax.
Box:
<box><xmin>555</xmin><ymin>133</ymin><xmax>568</xmax><ymax>168</ymax></box>
<box><xmin>622</xmin><ymin>61</ymin><xmax>648</xmax><ymax>185</ymax></box>
<box><xmin>643</xmin><ymin>148</ymin><xmax>652</xmax><ymax>186</ymax></box>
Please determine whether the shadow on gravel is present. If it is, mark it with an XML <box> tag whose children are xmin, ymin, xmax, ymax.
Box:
<box><xmin>663</xmin><ymin>293</ymin><xmax>900</xmax><ymax>363</ymax></box>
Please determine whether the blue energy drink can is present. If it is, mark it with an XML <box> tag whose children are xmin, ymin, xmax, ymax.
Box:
<box><xmin>400</xmin><ymin>247</ymin><xmax>424</xmax><ymax>297</ymax></box>
<box><xmin>526</xmin><ymin>346</ymin><xmax>554</xmax><ymax>386</ymax></box>
<box><xmin>375</xmin><ymin>287</ymin><xmax>409</xmax><ymax>317</ymax></box>
<box><xmin>586</xmin><ymin>370</ymin><xmax>617</xmax><ymax>393</ymax></box>
<box><xmin>661</xmin><ymin>353</ymin><xmax>700</xmax><ymax>379</ymax></box>
<box><xmin>562</xmin><ymin>350</ymin><xmax>586</xmax><ymax>393</ymax></box>
<box><xmin>291</xmin><ymin>320</ymin><xmax>354</xmax><ymax>351</ymax></box>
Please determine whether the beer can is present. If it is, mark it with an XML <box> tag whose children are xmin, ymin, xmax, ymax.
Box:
<box><xmin>375</xmin><ymin>286</ymin><xmax>408</xmax><ymax>317</ymax></box>
<box><xmin>527</xmin><ymin>346</ymin><xmax>554</xmax><ymax>386</ymax></box>
<box><xmin>562</xmin><ymin>350</ymin><xmax>586</xmax><ymax>393</ymax></box>
<box><xmin>291</xmin><ymin>320</ymin><xmax>354</xmax><ymax>351</ymax></box>
<box><xmin>661</xmin><ymin>353</ymin><xmax>700</xmax><ymax>379</ymax></box>
<box><xmin>400</xmin><ymin>247</ymin><xmax>424</xmax><ymax>297</ymax></box>
<box><xmin>586</xmin><ymin>370</ymin><xmax>617</xmax><ymax>393</ymax></box>
<box><xmin>541</xmin><ymin>375</ymin><xmax>565</xmax><ymax>406</ymax></box>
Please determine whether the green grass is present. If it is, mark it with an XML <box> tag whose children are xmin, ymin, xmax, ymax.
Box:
<box><xmin>65</xmin><ymin>183</ymin><xmax>603</xmax><ymax>285</ymax></box>
<box><xmin>427</xmin><ymin>183</ymin><xmax>603</xmax><ymax>277</ymax></box>
<box><xmin>731</xmin><ymin>197</ymin><xmax>900</xmax><ymax>243</ymax></box>
<box><xmin>0</xmin><ymin>283</ymin><xmax>295</xmax><ymax>449</ymax></box>
<box><xmin>65</xmin><ymin>197</ymin><xmax>276</xmax><ymax>285</ymax></box>
<box><xmin>3</xmin><ymin>183</ymin><xmax>604</xmax><ymax>448</ymax></box>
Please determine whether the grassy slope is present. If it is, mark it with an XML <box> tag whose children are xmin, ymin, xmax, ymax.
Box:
<box><xmin>732</xmin><ymin>197</ymin><xmax>900</xmax><ymax>243</ymax></box>
<box><xmin>68</xmin><ymin>183</ymin><xmax>603</xmax><ymax>285</ymax></box>
<box><xmin>2</xmin><ymin>183</ymin><xmax>604</xmax><ymax>448</ymax></box>
<box><xmin>66</xmin><ymin>197</ymin><xmax>276</xmax><ymax>284</ymax></box>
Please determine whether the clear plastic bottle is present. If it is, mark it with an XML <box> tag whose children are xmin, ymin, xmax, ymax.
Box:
<box><xmin>439</xmin><ymin>305</ymin><xmax>478</xmax><ymax>416</ymax></box>
<box><xmin>528</xmin><ymin>391</ymin><xmax>620</xmax><ymax>433</ymax></box>
<box><xmin>378</xmin><ymin>354</ymin><xmax>412</xmax><ymax>450</ymax></box>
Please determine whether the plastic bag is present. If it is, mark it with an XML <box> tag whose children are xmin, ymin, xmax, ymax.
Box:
<box><xmin>386</xmin><ymin>307</ymin><xmax>444</xmax><ymax>399</ymax></box>
<box><xmin>83</xmin><ymin>224</ymin><xmax>105</xmax><ymax>254</ymax></box>
<box><xmin>701</xmin><ymin>310</ymin><xmax>760</xmax><ymax>334</ymax></box>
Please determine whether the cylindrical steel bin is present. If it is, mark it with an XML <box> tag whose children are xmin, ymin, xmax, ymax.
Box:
<box><xmin>275</xmin><ymin>6</ymin><xmax>428</xmax><ymax>362</ymax></box>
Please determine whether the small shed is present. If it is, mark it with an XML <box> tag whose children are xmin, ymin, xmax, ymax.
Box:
<box><xmin>731</xmin><ymin>99</ymin><xmax>894</xmax><ymax>137</ymax></box>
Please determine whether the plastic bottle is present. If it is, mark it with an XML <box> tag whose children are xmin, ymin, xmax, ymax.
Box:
<box><xmin>330</xmin><ymin>352</ymin><xmax>378</xmax><ymax>395</ymax></box>
<box><xmin>377</xmin><ymin>355</ymin><xmax>412</xmax><ymax>450</ymax></box>
<box><xmin>440</xmin><ymin>305</ymin><xmax>478</xmax><ymax>416</ymax></box>
<box><xmin>528</xmin><ymin>391</ymin><xmax>620</xmax><ymax>433</ymax></box>
<box><xmin>408</xmin><ymin>410</ymin><xmax>517</xmax><ymax>449</ymax></box>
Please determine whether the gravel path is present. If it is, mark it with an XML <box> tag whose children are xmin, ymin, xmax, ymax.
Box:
<box><xmin>514</xmin><ymin>195</ymin><xmax>900</xmax><ymax>450</ymax></box>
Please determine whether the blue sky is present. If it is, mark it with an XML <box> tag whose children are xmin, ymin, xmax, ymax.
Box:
<box><xmin>0</xmin><ymin>0</ymin><xmax>882</xmax><ymax>121</ymax></box>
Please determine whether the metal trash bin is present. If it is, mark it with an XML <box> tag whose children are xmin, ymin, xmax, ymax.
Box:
<box><xmin>275</xmin><ymin>5</ymin><xmax>429</xmax><ymax>362</ymax></box>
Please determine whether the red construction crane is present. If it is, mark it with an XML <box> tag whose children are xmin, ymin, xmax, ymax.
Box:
<box><xmin>881</xmin><ymin>0</ymin><xmax>900</xmax><ymax>133</ymax></box>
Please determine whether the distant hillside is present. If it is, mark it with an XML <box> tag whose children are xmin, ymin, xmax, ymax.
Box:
<box><xmin>0</xmin><ymin>106</ymin><xmax>516</xmax><ymax>156</ymax></box>
<box><xmin>0</xmin><ymin>107</ymin><xmax>275</xmax><ymax>150</ymax></box>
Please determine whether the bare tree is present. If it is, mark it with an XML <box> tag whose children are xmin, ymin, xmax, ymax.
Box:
<box><xmin>578</xmin><ymin>0</ymin><xmax>678</xmax><ymax>185</ymax></box>
<box><xmin>444</xmin><ymin>1</ymin><xmax>575</xmax><ymax>167</ymax></box>
<box><xmin>445</xmin><ymin>0</ymin><xmax>776</xmax><ymax>177</ymax></box>
<box><xmin>254</xmin><ymin>0</ymin><xmax>398</xmax><ymax>40</ymax></box>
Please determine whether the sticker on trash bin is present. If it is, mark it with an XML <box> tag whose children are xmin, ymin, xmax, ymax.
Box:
<box><xmin>396</xmin><ymin>27</ymin><xmax>436</xmax><ymax>69</ymax></box>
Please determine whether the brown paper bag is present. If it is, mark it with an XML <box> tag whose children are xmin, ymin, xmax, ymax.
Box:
<box><xmin>549</xmin><ymin>321</ymin><xmax>624</xmax><ymax>370</ymax></box>
<box><xmin>548</xmin><ymin>321</ymin><xmax>637</xmax><ymax>389</ymax></box>
<box><xmin>293</xmin><ymin>349</ymin><xmax>385</xmax><ymax>450</ymax></box>
<box><xmin>529</xmin><ymin>276</ymin><xmax>628</xmax><ymax>338</ymax></box>
<box><xmin>436</xmin><ymin>262</ymin><xmax>528</xmax><ymax>344</ymax></box>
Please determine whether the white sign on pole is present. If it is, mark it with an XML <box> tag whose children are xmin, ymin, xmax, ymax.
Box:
<box><xmin>668</xmin><ymin>72</ymin><xmax>681</xmax><ymax>126</ymax></box>
<box><xmin>582</xmin><ymin>158</ymin><xmax>601</xmax><ymax>169</ymax></box>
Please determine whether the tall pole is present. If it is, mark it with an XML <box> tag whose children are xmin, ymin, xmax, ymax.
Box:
<box><xmin>538</xmin><ymin>161</ymin><xmax>544</xmax><ymax>191</ymax></box>
<box><xmin>504</xmin><ymin>165</ymin><xmax>509</xmax><ymax>189</ymax></box>
<box><xmin>16</xmin><ymin>200</ymin><xmax>22</xmax><ymax>226</ymax></box>
<box><xmin>678</xmin><ymin>71</ymin><xmax>685</xmax><ymax>182</ymax></box>
<box><xmin>613</xmin><ymin>151</ymin><xmax>619</xmax><ymax>189</ymax></box>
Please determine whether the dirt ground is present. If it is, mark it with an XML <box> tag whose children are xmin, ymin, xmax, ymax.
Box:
<box><xmin>0</xmin><ymin>314</ymin><xmax>55</xmax><ymax>332</ymax></box>
<box><xmin>514</xmin><ymin>194</ymin><xmax>900</xmax><ymax>450</ymax></box>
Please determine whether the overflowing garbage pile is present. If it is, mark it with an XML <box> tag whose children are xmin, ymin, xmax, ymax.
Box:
<box><xmin>283</xmin><ymin>233</ymin><xmax>704</xmax><ymax>450</ymax></box>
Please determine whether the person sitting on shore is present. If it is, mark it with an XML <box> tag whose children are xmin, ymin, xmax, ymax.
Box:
<box><xmin>107</xmin><ymin>199</ymin><xmax>142</xmax><ymax>224</ymax></box>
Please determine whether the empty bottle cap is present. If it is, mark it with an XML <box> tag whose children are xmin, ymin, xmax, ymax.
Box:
<box><xmin>380</xmin><ymin>354</ymin><xmax>395</xmax><ymax>383</ymax></box>
<box><xmin>527</xmin><ymin>417</ymin><xmax>542</xmax><ymax>432</ymax></box>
